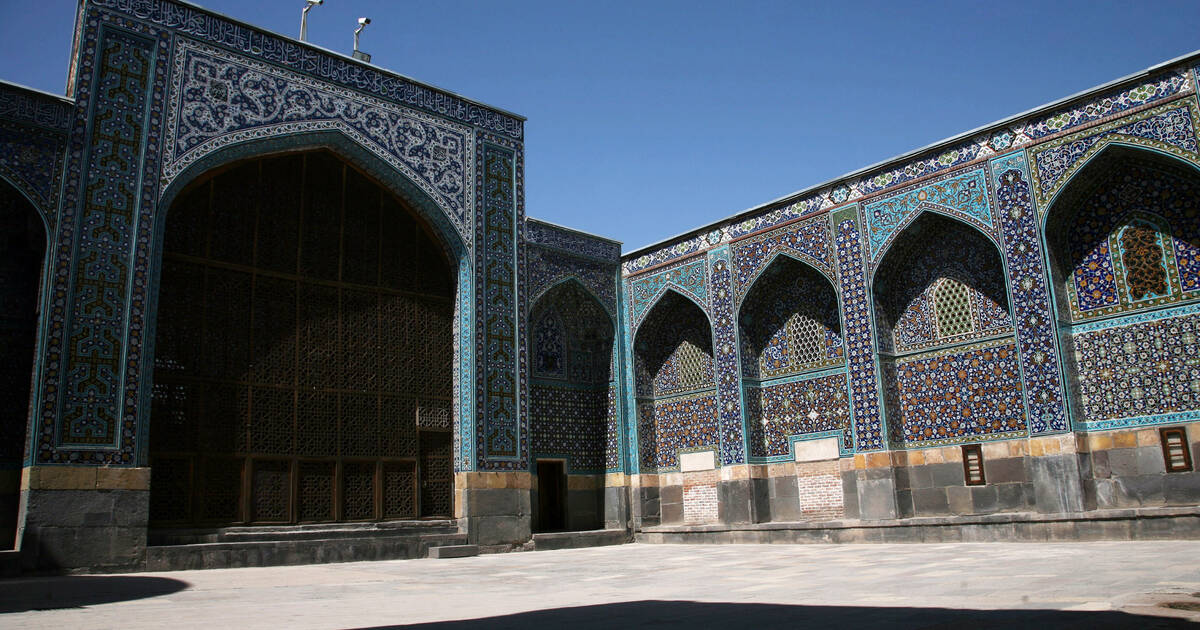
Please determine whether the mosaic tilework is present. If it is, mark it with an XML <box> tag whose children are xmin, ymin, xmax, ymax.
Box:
<box><xmin>527</xmin><ymin>246</ymin><xmax>616</xmax><ymax>316</ymax></box>
<box><xmin>729</xmin><ymin>215</ymin><xmax>833</xmax><ymax>305</ymax></box>
<box><xmin>1069</xmin><ymin>303</ymin><xmax>1200</xmax><ymax>429</ymax></box>
<box><xmin>628</xmin><ymin>257</ymin><xmax>707</xmax><ymax>329</ymax></box>
<box><xmin>0</xmin><ymin>85</ymin><xmax>70</xmax><ymax>221</ymax></box>
<box><xmin>530</xmin><ymin>383</ymin><xmax>609</xmax><ymax>473</ymax></box>
<box><xmin>989</xmin><ymin>152</ymin><xmax>1069</xmax><ymax>434</ymax></box>
<box><xmin>1048</xmin><ymin>155</ymin><xmax>1200</xmax><ymax>322</ymax></box>
<box><xmin>637</xmin><ymin>392</ymin><xmax>719</xmax><ymax>471</ymax></box>
<box><xmin>873</xmin><ymin>213</ymin><xmax>1012</xmax><ymax>355</ymax></box>
<box><xmin>863</xmin><ymin>167</ymin><xmax>994</xmax><ymax>262</ymax></box>
<box><xmin>633</xmin><ymin>291</ymin><xmax>714</xmax><ymax>399</ymax></box>
<box><xmin>605</xmin><ymin>384</ymin><xmax>619</xmax><ymax>471</ymax></box>
<box><xmin>738</xmin><ymin>256</ymin><xmax>844</xmax><ymax>379</ymax></box>
<box><xmin>525</xmin><ymin>219</ymin><xmax>621</xmax><ymax>261</ymax></box>
<box><xmin>163</xmin><ymin>39</ymin><xmax>475</xmax><ymax>248</ymax></box>
<box><xmin>884</xmin><ymin>338</ymin><xmax>1027</xmax><ymax>447</ymax></box>
<box><xmin>92</xmin><ymin>0</ymin><xmax>523</xmax><ymax>139</ymax></box>
<box><xmin>744</xmin><ymin>370</ymin><xmax>851</xmax><ymax>459</ymax></box>
<box><xmin>832</xmin><ymin>206</ymin><xmax>881</xmax><ymax>451</ymax></box>
<box><xmin>707</xmin><ymin>247</ymin><xmax>746</xmax><ymax>465</ymax></box>
<box><xmin>39</xmin><ymin>24</ymin><xmax>163</xmax><ymax>461</ymax></box>
<box><xmin>530</xmin><ymin>281</ymin><xmax>613</xmax><ymax>384</ymax></box>
<box><xmin>477</xmin><ymin>143</ymin><xmax>519</xmax><ymax>465</ymax></box>
<box><xmin>1029</xmin><ymin>98</ymin><xmax>1200</xmax><ymax>211</ymax></box>
<box><xmin>622</xmin><ymin>68</ymin><xmax>1193</xmax><ymax>277</ymax></box>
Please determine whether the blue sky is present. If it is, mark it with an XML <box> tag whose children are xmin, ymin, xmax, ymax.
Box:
<box><xmin>2</xmin><ymin>1</ymin><xmax>1198</xmax><ymax>251</ymax></box>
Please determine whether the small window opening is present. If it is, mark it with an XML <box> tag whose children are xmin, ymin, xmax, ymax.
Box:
<box><xmin>1160</xmin><ymin>427</ymin><xmax>1193</xmax><ymax>473</ymax></box>
<box><xmin>962</xmin><ymin>444</ymin><xmax>985</xmax><ymax>486</ymax></box>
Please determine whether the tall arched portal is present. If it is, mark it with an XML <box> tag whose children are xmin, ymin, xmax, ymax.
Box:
<box><xmin>0</xmin><ymin>179</ymin><xmax>45</xmax><ymax>548</ymax></box>
<box><xmin>528</xmin><ymin>280</ymin><xmax>614</xmax><ymax>531</ymax></box>
<box><xmin>1045</xmin><ymin>147</ymin><xmax>1200</xmax><ymax>429</ymax></box>
<box><xmin>738</xmin><ymin>255</ymin><xmax>848</xmax><ymax>457</ymax></box>
<box><xmin>872</xmin><ymin>212</ymin><xmax>1024</xmax><ymax>448</ymax></box>
<box><xmin>149</xmin><ymin>150</ymin><xmax>455</xmax><ymax>527</ymax></box>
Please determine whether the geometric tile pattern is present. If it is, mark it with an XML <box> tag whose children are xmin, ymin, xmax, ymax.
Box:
<box><xmin>872</xmin><ymin>212</ymin><xmax>1012</xmax><ymax>355</ymax></box>
<box><xmin>55</xmin><ymin>27</ymin><xmax>157</xmax><ymax>454</ymax></box>
<box><xmin>1029</xmin><ymin>98</ymin><xmax>1200</xmax><ymax>212</ymax></box>
<box><xmin>738</xmin><ymin>255</ymin><xmax>844</xmax><ymax>379</ymax></box>
<box><xmin>707</xmin><ymin>247</ymin><xmax>746</xmax><ymax>465</ymax></box>
<box><xmin>883</xmin><ymin>338</ymin><xmax>1027</xmax><ymax>446</ymax></box>
<box><xmin>863</xmin><ymin>167</ymin><xmax>994</xmax><ymax>262</ymax></box>
<box><xmin>637</xmin><ymin>392</ymin><xmax>719</xmax><ymax>471</ymax></box>
<box><xmin>633</xmin><ymin>291</ymin><xmax>714</xmax><ymax>399</ymax></box>
<box><xmin>530</xmin><ymin>384</ymin><xmax>609</xmax><ymax>473</ymax></box>
<box><xmin>91</xmin><ymin>0</ymin><xmax>524</xmax><ymax>139</ymax></box>
<box><xmin>477</xmin><ymin>143</ymin><xmax>519</xmax><ymax>465</ymax></box>
<box><xmin>990</xmin><ymin>151</ymin><xmax>1069</xmax><ymax>434</ymax></box>
<box><xmin>527</xmin><ymin>245</ymin><xmax>617</xmax><ymax>317</ymax></box>
<box><xmin>832</xmin><ymin>207</ymin><xmax>881</xmax><ymax>451</ymax></box>
<box><xmin>1049</xmin><ymin>156</ymin><xmax>1200</xmax><ymax>321</ymax></box>
<box><xmin>744</xmin><ymin>369</ymin><xmax>851</xmax><ymax>458</ymax></box>
<box><xmin>163</xmin><ymin>38</ymin><xmax>476</xmax><ymax>249</ymax></box>
<box><xmin>1070</xmin><ymin>306</ymin><xmax>1200</xmax><ymax>428</ymax></box>
<box><xmin>730</xmin><ymin>214</ymin><xmax>833</xmax><ymax>305</ymax></box>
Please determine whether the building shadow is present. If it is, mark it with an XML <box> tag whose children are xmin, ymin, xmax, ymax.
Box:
<box><xmin>355</xmin><ymin>599</ymin><xmax>1192</xmax><ymax>630</ymax></box>
<box><xmin>0</xmin><ymin>575</ymin><xmax>189</xmax><ymax>613</ymax></box>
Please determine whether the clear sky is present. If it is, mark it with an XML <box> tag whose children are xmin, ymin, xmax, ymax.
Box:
<box><xmin>2</xmin><ymin>0</ymin><xmax>1198</xmax><ymax>251</ymax></box>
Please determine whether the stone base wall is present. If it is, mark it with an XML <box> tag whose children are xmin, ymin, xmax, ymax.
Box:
<box><xmin>17</xmin><ymin>466</ymin><xmax>150</xmax><ymax>573</ymax></box>
<box><xmin>1081</xmin><ymin>424</ymin><xmax>1200</xmax><ymax>509</ymax></box>
<box><xmin>455</xmin><ymin>472</ymin><xmax>531</xmax><ymax>546</ymax></box>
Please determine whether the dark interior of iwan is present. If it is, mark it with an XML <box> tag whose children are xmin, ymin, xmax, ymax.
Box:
<box><xmin>148</xmin><ymin>150</ymin><xmax>455</xmax><ymax>531</ymax></box>
<box><xmin>0</xmin><ymin>179</ymin><xmax>44</xmax><ymax>550</ymax></box>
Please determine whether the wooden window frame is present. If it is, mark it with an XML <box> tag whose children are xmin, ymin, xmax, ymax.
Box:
<box><xmin>1160</xmin><ymin>427</ymin><xmax>1194</xmax><ymax>473</ymax></box>
<box><xmin>961</xmin><ymin>444</ymin><xmax>986</xmax><ymax>486</ymax></box>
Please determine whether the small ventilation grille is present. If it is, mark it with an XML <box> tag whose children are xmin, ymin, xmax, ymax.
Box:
<box><xmin>962</xmin><ymin>444</ymin><xmax>985</xmax><ymax>486</ymax></box>
<box><xmin>1160</xmin><ymin>427</ymin><xmax>1193</xmax><ymax>473</ymax></box>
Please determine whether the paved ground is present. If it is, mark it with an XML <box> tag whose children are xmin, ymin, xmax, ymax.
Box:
<box><xmin>2</xmin><ymin>542</ymin><xmax>1199</xmax><ymax>629</ymax></box>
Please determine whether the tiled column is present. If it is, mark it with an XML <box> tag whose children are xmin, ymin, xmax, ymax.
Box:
<box><xmin>20</xmin><ymin>20</ymin><xmax>168</xmax><ymax>572</ymax></box>
<box><xmin>832</xmin><ymin>205</ymin><xmax>897</xmax><ymax>519</ymax></box>
<box><xmin>990</xmin><ymin>151</ymin><xmax>1083</xmax><ymax>513</ymax></box>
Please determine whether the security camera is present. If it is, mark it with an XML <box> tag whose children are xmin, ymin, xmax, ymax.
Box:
<box><xmin>358</xmin><ymin>17</ymin><xmax>371</xmax><ymax>26</ymax></box>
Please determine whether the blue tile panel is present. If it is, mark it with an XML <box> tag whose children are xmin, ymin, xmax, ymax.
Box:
<box><xmin>707</xmin><ymin>248</ymin><xmax>746</xmax><ymax>465</ymax></box>
<box><xmin>744</xmin><ymin>369</ymin><xmax>852</xmax><ymax>459</ymax></box>
<box><xmin>832</xmin><ymin>208</ymin><xmax>881</xmax><ymax>451</ymax></box>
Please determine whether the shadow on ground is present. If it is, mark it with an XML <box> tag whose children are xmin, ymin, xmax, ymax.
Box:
<box><xmin>0</xmin><ymin>575</ymin><xmax>190</xmax><ymax>613</ymax></box>
<box><xmin>356</xmin><ymin>600</ymin><xmax>1192</xmax><ymax>630</ymax></box>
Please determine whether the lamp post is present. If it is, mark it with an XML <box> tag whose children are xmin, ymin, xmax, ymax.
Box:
<box><xmin>352</xmin><ymin>17</ymin><xmax>371</xmax><ymax>62</ymax></box>
<box><xmin>299</xmin><ymin>0</ymin><xmax>322</xmax><ymax>42</ymax></box>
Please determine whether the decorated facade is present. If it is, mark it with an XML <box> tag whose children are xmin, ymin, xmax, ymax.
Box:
<box><xmin>0</xmin><ymin>0</ymin><xmax>1196</xmax><ymax>572</ymax></box>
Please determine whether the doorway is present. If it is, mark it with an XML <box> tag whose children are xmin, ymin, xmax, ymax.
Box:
<box><xmin>535</xmin><ymin>460</ymin><xmax>566</xmax><ymax>532</ymax></box>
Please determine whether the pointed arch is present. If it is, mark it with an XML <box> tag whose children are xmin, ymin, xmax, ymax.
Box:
<box><xmin>737</xmin><ymin>253</ymin><xmax>844</xmax><ymax>380</ymax></box>
<box><xmin>872</xmin><ymin>211</ymin><xmax>1012</xmax><ymax>355</ymax></box>
<box><xmin>148</xmin><ymin>142</ymin><xmax>462</xmax><ymax>527</ymax></box>
<box><xmin>529</xmin><ymin>278</ymin><xmax>614</xmax><ymax>384</ymax></box>
<box><xmin>1043</xmin><ymin>143</ymin><xmax>1200</xmax><ymax>322</ymax></box>
<box><xmin>1042</xmin><ymin>143</ymin><xmax>1200</xmax><ymax>430</ymax></box>
<box><xmin>736</xmin><ymin>249</ymin><xmax>837</xmax><ymax>310</ymax></box>
<box><xmin>0</xmin><ymin>176</ymin><xmax>47</xmax><ymax>548</ymax></box>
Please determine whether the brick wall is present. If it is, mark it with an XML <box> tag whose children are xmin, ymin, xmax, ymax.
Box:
<box><xmin>683</xmin><ymin>470</ymin><xmax>718</xmax><ymax>524</ymax></box>
<box><xmin>795</xmin><ymin>460</ymin><xmax>844</xmax><ymax>520</ymax></box>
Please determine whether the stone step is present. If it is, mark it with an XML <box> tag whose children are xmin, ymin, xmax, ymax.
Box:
<box><xmin>146</xmin><ymin>532</ymin><xmax>467</xmax><ymax>571</ymax></box>
<box><xmin>427</xmin><ymin>544</ymin><xmax>479</xmax><ymax>559</ymax></box>
<box><xmin>150</xmin><ymin>520</ymin><xmax>458</xmax><ymax>545</ymax></box>
<box><xmin>532</xmin><ymin>529</ymin><xmax>631</xmax><ymax>551</ymax></box>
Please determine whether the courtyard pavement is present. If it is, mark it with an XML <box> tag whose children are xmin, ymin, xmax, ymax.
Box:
<box><xmin>2</xmin><ymin>542</ymin><xmax>1199</xmax><ymax>628</ymax></box>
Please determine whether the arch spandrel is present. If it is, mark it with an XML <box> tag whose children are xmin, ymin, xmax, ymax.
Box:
<box><xmin>161</xmin><ymin>38</ymin><xmax>476</xmax><ymax>253</ymax></box>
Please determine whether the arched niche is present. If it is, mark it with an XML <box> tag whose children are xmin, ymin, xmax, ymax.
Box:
<box><xmin>632</xmin><ymin>290</ymin><xmax>717</xmax><ymax>472</ymax></box>
<box><xmin>528</xmin><ymin>279</ymin><xmax>614</xmax><ymax>532</ymax></box>
<box><xmin>148</xmin><ymin>148</ymin><xmax>458</xmax><ymax>529</ymax></box>
<box><xmin>737</xmin><ymin>254</ymin><xmax>848</xmax><ymax>458</ymax></box>
<box><xmin>872</xmin><ymin>212</ymin><xmax>1024</xmax><ymax>446</ymax></box>
<box><xmin>0</xmin><ymin>177</ymin><xmax>46</xmax><ymax>549</ymax></box>
<box><xmin>1043</xmin><ymin>145</ymin><xmax>1200</xmax><ymax>426</ymax></box>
